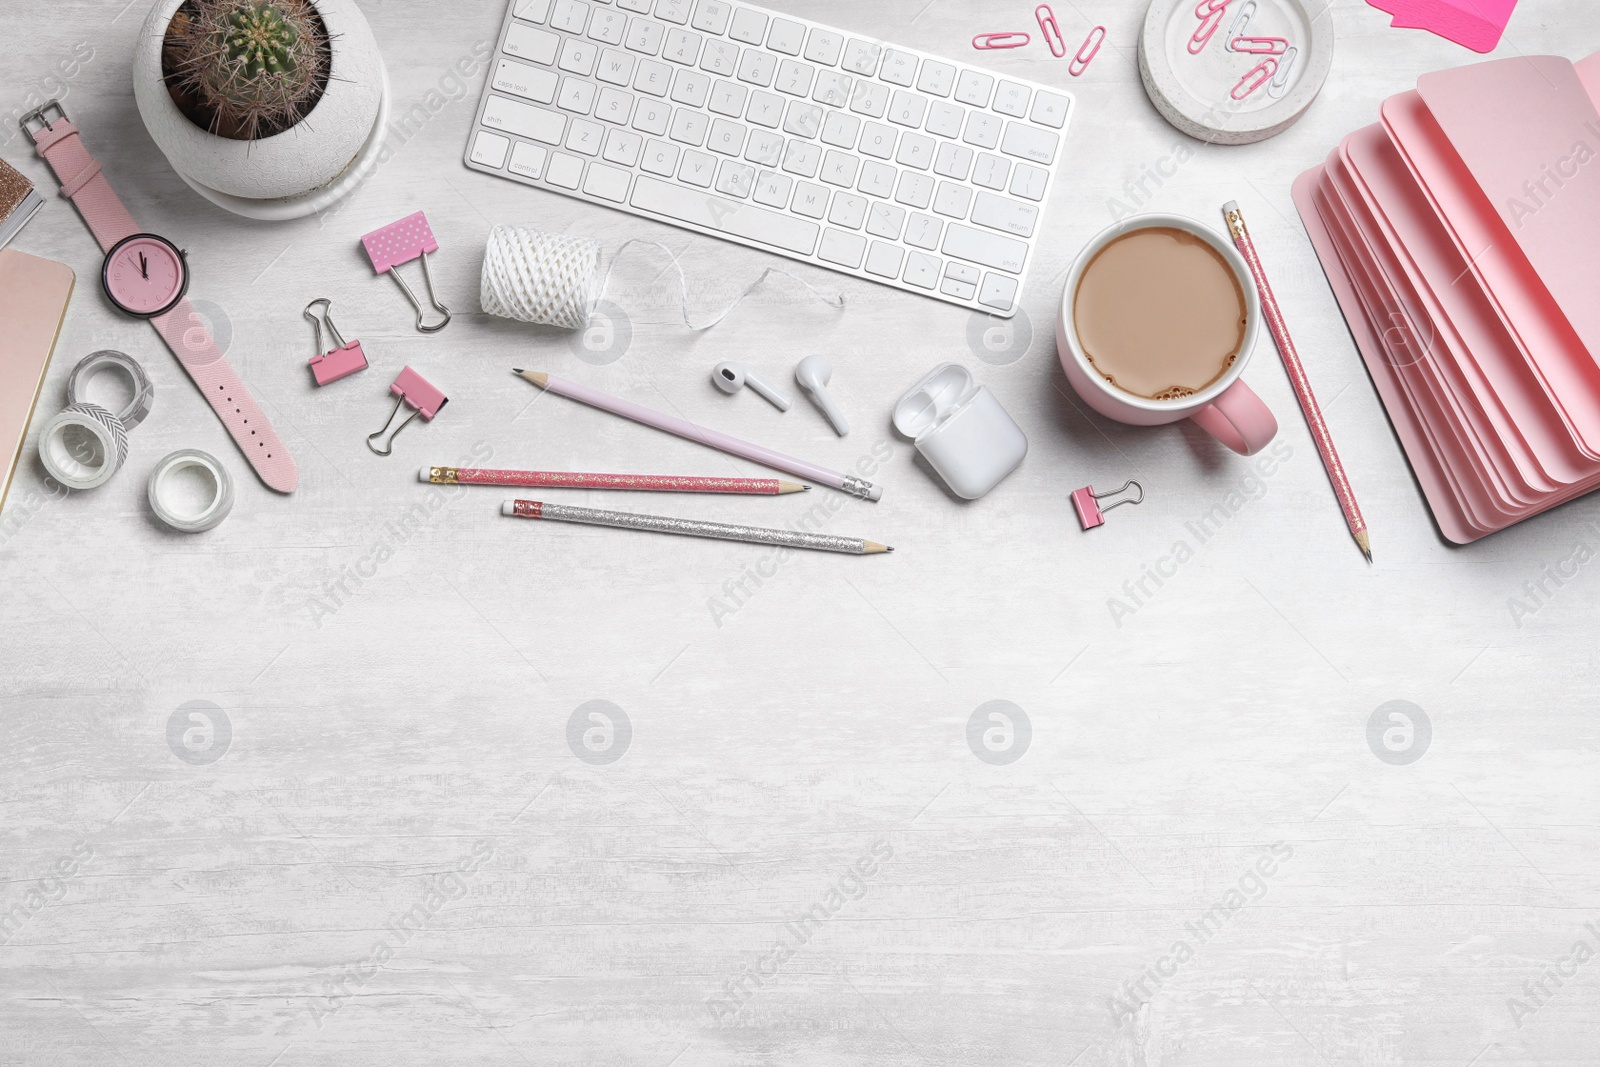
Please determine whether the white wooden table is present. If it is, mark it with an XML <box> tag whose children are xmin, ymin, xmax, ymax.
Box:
<box><xmin>4</xmin><ymin>1</ymin><xmax>1599</xmax><ymax>1063</ymax></box>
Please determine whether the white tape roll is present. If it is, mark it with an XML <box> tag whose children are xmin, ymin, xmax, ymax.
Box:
<box><xmin>67</xmin><ymin>350</ymin><xmax>155</xmax><ymax>431</ymax></box>
<box><xmin>147</xmin><ymin>449</ymin><xmax>234</xmax><ymax>533</ymax></box>
<box><xmin>39</xmin><ymin>402</ymin><xmax>130</xmax><ymax>490</ymax></box>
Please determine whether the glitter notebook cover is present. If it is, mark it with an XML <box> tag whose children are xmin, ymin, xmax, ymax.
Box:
<box><xmin>0</xmin><ymin>157</ymin><xmax>42</xmax><ymax>252</ymax></box>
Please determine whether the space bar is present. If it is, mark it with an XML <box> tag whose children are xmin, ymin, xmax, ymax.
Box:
<box><xmin>631</xmin><ymin>176</ymin><xmax>820</xmax><ymax>256</ymax></box>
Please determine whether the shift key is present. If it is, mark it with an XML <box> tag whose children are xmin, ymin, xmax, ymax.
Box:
<box><xmin>482</xmin><ymin>95</ymin><xmax>566</xmax><ymax>145</ymax></box>
<box><xmin>943</xmin><ymin>223</ymin><xmax>1027</xmax><ymax>274</ymax></box>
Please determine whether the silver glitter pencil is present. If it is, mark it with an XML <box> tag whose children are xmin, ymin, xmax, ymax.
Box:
<box><xmin>501</xmin><ymin>499</ymin><xmax>892</xmax><ymax>555</ymax></box>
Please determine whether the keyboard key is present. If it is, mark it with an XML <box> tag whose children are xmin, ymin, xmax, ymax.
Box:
<box><xmin>494</xmin><ymin>59</ymin><xmax>559</xmax><ymax>103</ymax></box>
<box><xmin>775</xmin><ymin>59</ymin><xmax>814</xmax><ymax>96</ymax></box>
<box><xmin>944</xmin><ymin>222</ymin><xmax>1028</xmax><ymax>272</ymax></box>
<box><xmin>821</xmin><ymin>111</ymin><xmax>860</xmax><ymax>148</ymax></box>
<box><xmin>781</xmin><ymin>139</ymin><xmax>820</xmax><ymax>177</ymax></box>
<box><xmin>917</xmin><ymin>59</ymin><xmax>956</xmax><ymax>97</ymax></box>
<box><xmin>925</xmin><ymin>100</ymin><xmax>963</xmax><ymax>139</ymax></box>
<box><xmin>866</xmin><ymin>201</ymin><xmax>905</xmax><ymax>239</ymax></box>
<box><xmin>1031</xmin><ymin>91</ymin><xmax>1070</xmax><ymax>129</ymax></box>
<box><xmin>515</xmin><ymin>0</ymin><xmax>552</xmax><ymax>23</ymax></box>
<box><xmin>857</xmin><ymin>160</ymin><xmax>895</xmax><ymax>197</ymax></box>
<box><xmin>471</xmin><ymin>130</ymin><xmax>510</xmax><ymax>167</ymax></box>
<box><xmin>905</xmin><ymin>212</ymin><xmax>941</xmax><ymax>249</ymax></box>
<box><xmin>962</xmin><ymin>112</ymin><xmax>1002</xmax><ymax>149</ymax></box>
<box><xmin>558</xmin><ymin>76</ymin><xmax>597</xmax><ymax>113</ymax></box>
<box><xmin>678</xmin><ymin>148</ymin><xmax>716</xmax><ymax>185</ymax></box>
<box><xmin>602</xmin><ymin>127</ymin><xmax>643</xmax><ymax>165</ymax></box>
<box><xmin>828</xmin><ymin>193</ymin><xmax>866</xmax><ymax>228</ymax></box>
<box><xmin>588</xmin><ymin>7</ymin><xmax>626</xmax><ymax>43</ymax></box>
<box><xmin>595</xmin><ymin>87</ymin><xmax>635</xmax><ymax>123</ymax></box>
<box><xmin>1009</xmin><ymin>162</ymin><xmax>1047</xmax><ymax>201</ymax></box>
<box><xmin>971</xmin><ymin>192</ymin><xmax>1038</xmax><ymax>237</ymax></box>
<box><xmin>708</xmin><ymin>117</ymin><xmax>746</xmax><ymax>154</ymax></box>
<box><xmin>504</xmin><ymin>23</ymin><xmax>560</xmax><ymax>64</ymax></box>
<box><xmin>934</xmin><ymin>141</ymin><xmax>973</xmax><ymax>179</ymax></box>
<box><xmin>709</xmin><ymin>79</ymin><xmax>747</xmax><ymax>116</ymax></box>
<box><xmin>744</xmin><ymin>129</ymin><xmax>783</xmax><ymax>165</ymax></box>
<box><xmin>820</xmin><ymin>150</ymin><xmax>859</xmax><ymax>187</ymax></box>
<box><xmin>895</xmin><ymin>132</ymin><xmax>935</xmax><ymax>169</ymax></box>
<box><xmin>625</xmin><ymin>17</ymin><xmax>663</xmax><ymax>53</ymax></box>
<box><xmin>859</xmin><ymin>122</ymin><xmax>896</xmax><ymax>159</ymax></box>
<box><xmin>746</xmin><ymin>91</ymin><xmax>783</xmax><ymax>127</ymax></box>
<box><xmin>804</xmin><ymin>28</ymin><xmax>843</xmax><ymax>66</ymax></box>
<box><xmin>584</xmin><ymin>161</ymin><xmax>632</xmax><ymax>201</ymax></box>
<box><xmin>616</xmin><ymin>0</ymin><xmax>651</xmax><ymax>10</ymax></box>
<box><xmin>791</xmin><ymin>181</ymin><xmax>828</xmax><ymax>218</ymax></box>
<box><xmin>783</xmin><ymin>101</ymin><xmax>822</xmax><ymax>138</ymax></box>
<box><xmin>640</xmin><ymin>138</ymin><xmax>679</xmax><ymax>174</ymax></box>
<box><xmin>715</xmin><ymin>159</ymin><xmax>755</xmax><ymax>197</ymax></box>
<box><xmin>933</xmin><ymin>181</ymin><xmax>971</xmax><ymax>219</ymax></box>
<box><xmin>819</xmin><ymin>228</ymin><xmax>866</xmax><ymax>267</ymax></box>
<box><xmin>655</xmin><ymin>0</ymin><xmax>691</xmax><ymax>24</ymax></box>
<box><xmin>670</xmin><ymin>69</ymin><xmax>710</xmax><ymax>107</ymax></box>
<box><xmin>954</xmin><ymin>69</ymin><xmax>993</xmax><ymax>107</ymax></box>
<box><xmin>737</xmin><ymin>48</ymin><xmax>777</xmax><ymax>85</ymax></box>
<box><xmin>945</xmin><ymin>261</ymin><xmax>979</xmax><ymax>285</ymax></box>
<box><xmin>880</xmin><ymin>49</ymin><xmax>917</xmax><ymax>86</ymax></box>
<box><xmin>634</xmin><ymin>59</ymin><xmax>671</xmax><ymax>94</ymax></box>
<box><xmin>546</xmin><ymin>151</ymin><xmax>585</xmax><ymax>188</ymax></box>
<box><xmin>841</xmin><ymin>39</ymin><xmax>881</xmax><ymax>75</ymax></box>
<box><xmin>894</xmin><ymin>171</ymin><xmax>933</xmax><ymax>209</ymax></box>
<box><xmin>701</xmin><ymin>39</ymin><xmax>738</xmax><ymax>76</ymax></box>
<box><xmin>551</xmin><ymin>0</ymin><xmax>590</xmax><ymax>33</ymax></box>
<box><xmin>993</xmin><ymin>80</ymin><xmax>1030</xmax><ymax>118</ymax></box>
<box><xmin>596</xmin><ymin>48</ymin><xmax>636</xmax><ymax>85</ymax></box>
<box><xmin>888</xmin><ymin>90</ymin><xmax>927</xmax><ymax>128</ymax></box>
<box><xmin>979</xmin><ymin>272</ymin><xmax>1018</xmax><ymax>311</ymax></box>
<box><xmin>669</xmin><ymin>108</ymin><xmax>709</xmax><ymax>145</ymax></box>
<box><xmin>484</xmin><ymin>95</ymin><xmax>566</xmax><ymax>144</ymax></box>
<box><xmin>509</xmin><ymin>140</ymin><xmax>548</xmax><ymax>177</ymax></box>
<box><xmin>1001</xmin><ymin>121</ymin><xmax>1059</xmax><ymax>165</ymax></box>
<box><xmin>559</xmin><ymin>38</ymin><xmax>599</xmax><ymax>75</ymax></box>
<box><xmin>940</xmin><ymin>275</ymin><xmax>977</xmax><ymax>301</ymax></box>
<box><xmin>729</xmin><ymin>7</ymin><xmax>767</xmax><ymax>44</ymax></box>
<box><xmin>903</xmin><ymin>251</ymin><xmax>940</xmax><ymax>288</ymax></box>
<box><xmin>663</xmin><ymin>27</ymin><xmax>702</xmax><ymax>64</ymax></box>
<box><xmin>566</xmin><ymin>118</ymin><xmax>603</xmax><ymax>154</ymax></box>
<box><xmin>865</xmin><ymin>240</ymin><xmax>904</xmax><ymax>277</ymax></box>
<box><xmin>632</xmin><ymin>97</ymin><xmax>671</xmax><ymax>134</ymax></box>
<box><xmin>767</xmin><ymin>18</ymin><xmax>805</xmax><ymax>55</ymax></box>
<box><xmin>973</xmin><ymin>153</ymin><xmax>1009</xmax><ymax>190</ymax></box>
<box><xmin>850</xmin><ymin>81</ymin><xmax>889</xmax><ymax>118</ymax></box>
<box><xmin>753</xmin><ymin>169</ymin><xmax>792</xmax><ymax>207</ymax></box>
<box><xmin>691</xmin><ymin>0</ymin><xmax>730</xmax><ymax>34</ymax></box>
<box><xmin>813</xmin><ymin>71</ymin><xmax>852</xmax><ymax>107</ymax></box>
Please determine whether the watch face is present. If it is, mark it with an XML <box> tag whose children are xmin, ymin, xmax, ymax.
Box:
<box><xmin>102</xmin><ymin>234</ymin><xmax>188</xmax><ymax>317</ymax></box>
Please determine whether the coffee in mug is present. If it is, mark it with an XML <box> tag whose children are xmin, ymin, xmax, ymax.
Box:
<box><xmin>1071</xmin><ymin>226</ymin><xmax>1249</xmax><ymax>401</ymax></box>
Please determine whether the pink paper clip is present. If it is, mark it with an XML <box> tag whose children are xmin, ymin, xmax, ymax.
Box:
<box><xmin>1231</xmin><ymin>57</ymin><xmax>1278</xmax><ymax>99</ymax></box>
<box><xmin>1188</xmin><ymin>0</ymin><xmax>1234</xmax><ymax>54</ymax></box>
<box><xmin>1072</xmin><ymin>481</ymin><xmax>1144</xmax><ymax>531</ymax></box>
<box><xmin>1231</xmin><ymin>34</ymin><xmax>1288</xmax><ymax>54</ymax></box>
<box><xmin>973</xmin><ymin>32</ymin><xmax>1031</xmax><ymax>49</ymax></box>
<box><xmin>1069</xmin><ymin>25</ymin><xmax>1105</xmax><ymax>76</ymax></box>
<box><xmin>1035</xmin><ymin>5</ymin><xmax>1067</xmax><ymax>57</ymax></box>
<box><xmin>361</xmin><ymin>211</ymin><xmax>452</xmax><ymax>334</ymax></box>
<box><xmin>304</xmin><ymin>298</ymin><xmax>368</xmax><ymax>387</ymax></box>
<box><xmin>368</xmin><ymin>366</ymin><xmax>447</xmax><ymax>456</ymax></box>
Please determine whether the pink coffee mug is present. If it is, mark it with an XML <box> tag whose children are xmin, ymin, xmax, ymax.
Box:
<box><xmin>1055</xmin><ymin>214</ymin><xmax>1277</xmax><ymax>456</ymax></box>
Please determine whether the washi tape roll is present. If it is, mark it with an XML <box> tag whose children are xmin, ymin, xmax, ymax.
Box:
<box><xmin>147</xmin><ymin>449</ymin><xmax>234</xmax><ymax>533</ymax></box>
<box><xmin>66</xmin><ymin>350</ymin><xmax>155</xmax><ymax>431</ymax></box>
<box><xmin>1139</xmin><ymin>0</ymin><xmax>1333</xmax><ymax>145</ymax></box>
<box><xmin>39</xmin><ymin>402</ymin><xmax>129</xmax><ymax>490</ymax></box>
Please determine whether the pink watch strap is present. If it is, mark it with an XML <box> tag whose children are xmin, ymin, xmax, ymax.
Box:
<box><xmin>29</xmin><ymin>120</ymin><xmax>138</xmax><ymax>253</ymax></box>
<box><xmin>153</xmin><ymin>300</ymin><xmax>299</xmax><ymax>493</ymax></box>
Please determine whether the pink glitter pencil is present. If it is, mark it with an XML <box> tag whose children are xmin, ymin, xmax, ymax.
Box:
<box><xmin>422</xmin><ymin>466</ymin><xmax>807</xmax><ymax>495</ymax></box>
<box><xmin>1225</xmin><ymin>201</ymin><xmax>1371</xmax><ymax>562</ymax></box>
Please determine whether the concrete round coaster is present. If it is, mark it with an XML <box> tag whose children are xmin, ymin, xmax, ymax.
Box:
<box><xmin>1139</xmin><ymin>0</ymin><xmax>1334</xmax><ymax>145</ymax></box>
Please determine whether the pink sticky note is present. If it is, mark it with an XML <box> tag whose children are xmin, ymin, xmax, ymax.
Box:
<box><xmin>1364</xmin><ymin>0</ymin><xmax>1518</xmax><ymax>54</ymax></box>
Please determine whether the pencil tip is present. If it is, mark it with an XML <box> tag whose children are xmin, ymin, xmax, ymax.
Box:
<box><xmin>511</xmin><ymin>368</ymin><xmax>523</xmax><ymax>374</ymax></box>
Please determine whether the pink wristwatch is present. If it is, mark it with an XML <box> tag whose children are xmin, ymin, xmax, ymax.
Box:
<box><xmin>22</xmin><ymin>101</ymin><xmax>297</xmax><ymax>494</ymax></box>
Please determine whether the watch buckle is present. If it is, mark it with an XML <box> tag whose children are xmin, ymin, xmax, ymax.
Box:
<box><xmin>20</xmin><ymin>100</ymin><xmax>68</xmax><ymax>141</ymax></box>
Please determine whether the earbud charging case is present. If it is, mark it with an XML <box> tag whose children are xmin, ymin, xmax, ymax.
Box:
<box><xmin>892</xmin><ymin>363</ymin><xmax>1028</xmax><ymax>499</ymax></box>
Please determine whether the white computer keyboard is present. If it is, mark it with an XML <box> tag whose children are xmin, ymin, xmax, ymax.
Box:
<box><xmin>464</xmin><ymin>0</ymin><xmax>1074</xmax><ymax>318</ymax></box>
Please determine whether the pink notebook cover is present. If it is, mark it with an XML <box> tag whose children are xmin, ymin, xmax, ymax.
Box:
<box><xmin>0</xmin><ymin>249</ymin><xmax>75</xmax><ymax>517</ymax></box>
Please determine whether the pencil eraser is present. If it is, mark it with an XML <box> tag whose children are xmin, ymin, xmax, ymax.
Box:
<box><xmin>867</xmin><ymin>484</ymin><xmax>883</xmax><ymax>501</ymax></box>
<box><xmin>501</xmin><ymin>501</ymin><xmax>516</xmax><ymax>516</ymax></box>
<box><xmin>418</xmin><ymin>465</ymin><xmax>432</xmax><ymax>482</ymax></box>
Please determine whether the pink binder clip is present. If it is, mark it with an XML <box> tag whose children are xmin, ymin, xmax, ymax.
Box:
<box><xmin>1072</xmin><ymin>480</ymin><xmax>1144</xmax><ymax>531</ymax></box>
<box><xmin>368</xmin><ymin>366</ymin><xmax>447</xmax><ymax>456</ymax></box>
<box><xmin>1070</xmin><ymin>26</ymin><xmax>1105</xmax><ymax>76</ymax></box>
<box><xmin>973</xmin><ymin>32</ymin><xmax>1030</xmax><ymax>49</ymax></box>
<box><xmin>1035</xmin><ymin>5</ymin><xmax>1067</xmax><ymax>57</ymax></box>
<box><xmin>361</xmin><ymin>211</ymin><xmax>452</xmax><ymax>334</ymax></box>
<box><xmin>304</xmin><ymin>298</ymin><xmax>368</xmax><ymax>386</ymax></box>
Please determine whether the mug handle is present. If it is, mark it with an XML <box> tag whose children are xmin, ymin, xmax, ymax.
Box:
<box><xmin>1188</xmin><ymin>379</ymin><xmax>1277</xmax><ymax>456</ymax></box>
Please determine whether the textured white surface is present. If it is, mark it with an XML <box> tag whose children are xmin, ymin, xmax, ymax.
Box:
<box><xmin>3</xmin><ymin>1</ymin><xmax>1600</xmax><ymax>1065</ymax></box>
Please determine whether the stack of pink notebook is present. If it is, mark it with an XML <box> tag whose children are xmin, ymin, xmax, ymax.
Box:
<box><xmin>1294</xmin><ymin>54</ymin><xmax>1600</xmax><ymax>543</ymax></box>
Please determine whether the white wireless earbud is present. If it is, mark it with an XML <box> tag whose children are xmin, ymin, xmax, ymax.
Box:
<box><xmin>711</xmin><ymin>361</ymin><xmax>791</xmax><ymax>411</ymax></box>
<box><xmin>795</xmin><ymin>356</ymin><xmax>849</xmax><ymax>436</ymax></box>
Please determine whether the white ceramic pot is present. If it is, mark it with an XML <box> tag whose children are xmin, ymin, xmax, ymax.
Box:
<box><xmin>132</xmin><ymin>0</ymin><xmax>385</xmax><ymax>203</ymax></box>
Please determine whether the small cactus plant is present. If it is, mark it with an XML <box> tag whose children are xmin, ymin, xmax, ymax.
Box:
<box><xmin>161</xmin><ymin>0</ymin><xmax>332</xmax><ymax>141</ymax></box>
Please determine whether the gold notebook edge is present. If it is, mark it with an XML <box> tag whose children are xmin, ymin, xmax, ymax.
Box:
<box><xmin>0</xmin><ymin>263</ymin><xmax>77</xmax><ymax>520</ymax></box>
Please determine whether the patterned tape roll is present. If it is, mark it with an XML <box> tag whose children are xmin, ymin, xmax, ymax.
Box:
<box><xmin>39</xmin><ymin>403</ymin><xmax>129</xmax><ymax>490</ymax></box>
<box><xmin>66</xmin><ymin>350</ymin><xmax>155</xmax><ymax>431</ymax></box>
<box><xmin>147</xmin><ymin>449</ymin><xmax>234</xmax><ymax>533</ymax></box>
